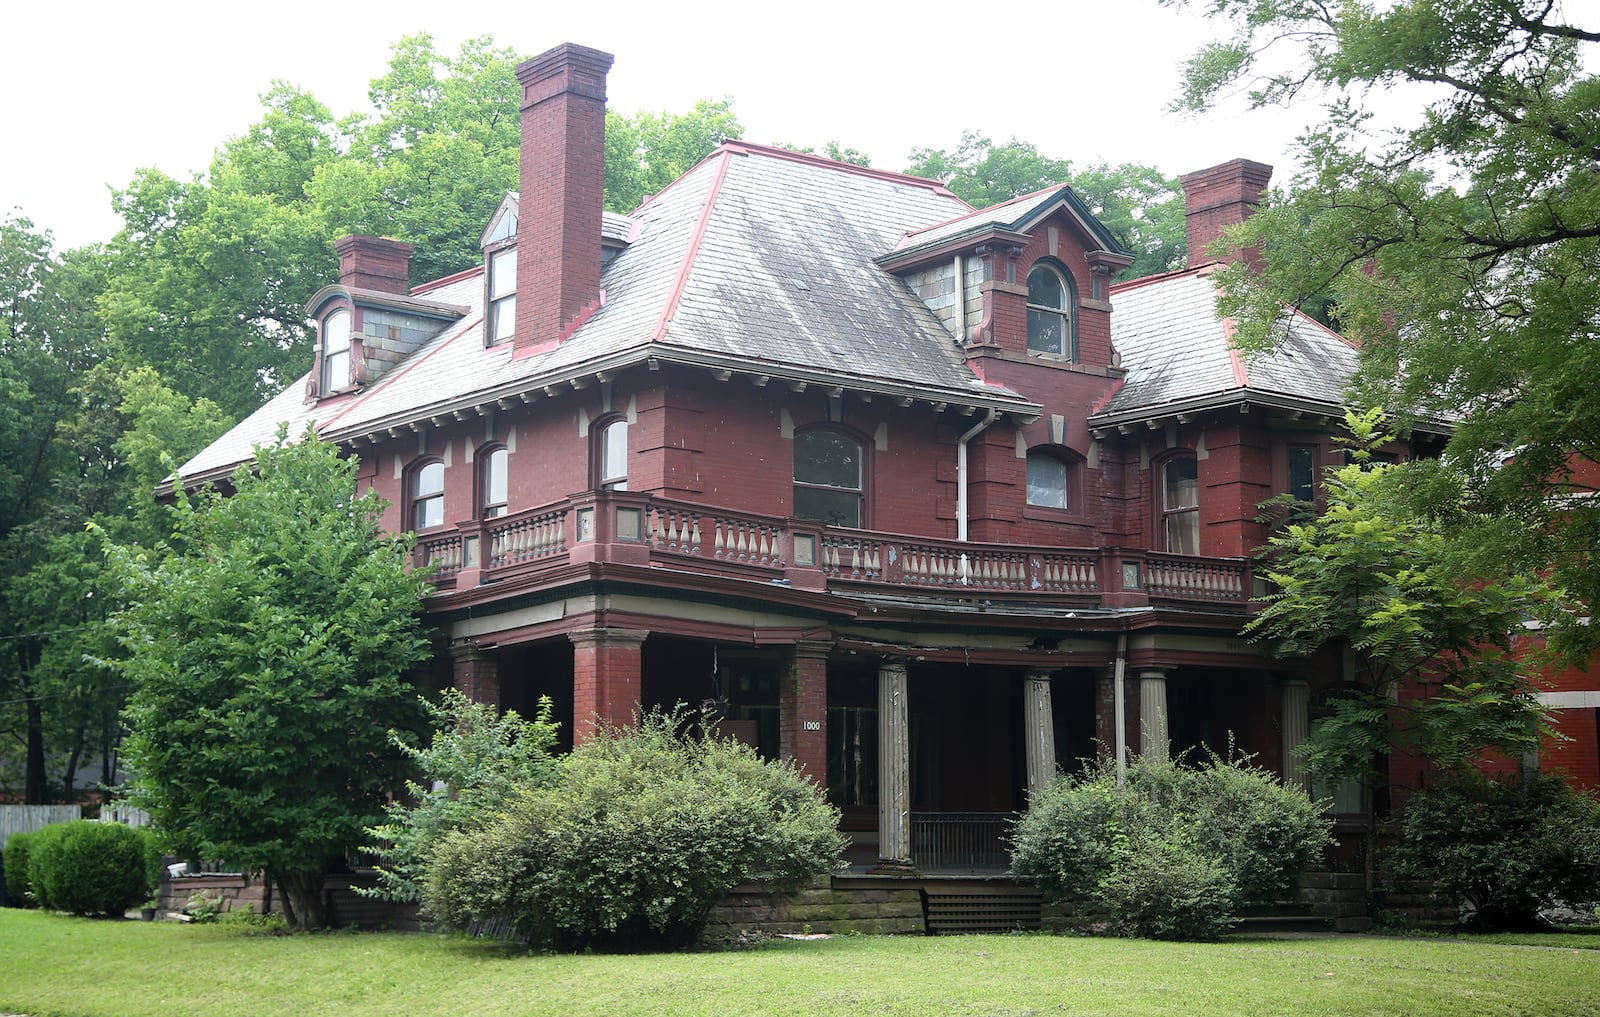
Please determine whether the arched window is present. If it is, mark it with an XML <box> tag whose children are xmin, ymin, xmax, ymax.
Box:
<box><xmin>794</xmin><ymin>429</ymin><xmax>863</xmax><ymax>527</ymax></box>
<box><xmin>410</xmin><ymin>460</ymin><xmax>446</xmax><ymax>531</ymax></box>
<box><xmin>1160</xmin><ymin>455</ymin><xmax>1199</xmax><ymax>554</ymax></box>
<box><xmin>598</xmin><ymin>418</ymin><xmax>628</xmax><ymax>491</ymax></box>
<box><xmin>1026</xmin><ymin>264</ymin><xmax>1075</xmax><ymax>358</ymax></box>
<box><xmin>1026</xmin><ymin>451</ymin><xmax>1075</xmax><ymax>511</ymax></box>
<box><xmin>480</xmin><ymin>445</ymin><xmax>508</xmax><ymax>518</ymax></box>
<box><xmin>321</xmin><ymin>308</ymin><xmax>352</xmax><ymax>392</ymax></box>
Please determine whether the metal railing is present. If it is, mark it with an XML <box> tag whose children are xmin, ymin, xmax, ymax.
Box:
<box><xmin>910</xmin><ymin>811</ymin><xmax>1014</xmax><ymax>871</ymax></box>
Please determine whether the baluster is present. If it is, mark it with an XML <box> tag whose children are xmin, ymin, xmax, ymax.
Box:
<box><xmin>713</xmin><ymin>518</ymin><xmax>727</xmax><ymax>558</ymax></box>
<box><xmin>735</xmin><ymin>524</ymin><xmax>749</xmax><ymax>560</ymax></box>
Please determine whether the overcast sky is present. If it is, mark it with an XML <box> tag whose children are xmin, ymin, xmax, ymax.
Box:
<box><xmin>6</xmin><ymin>0</ymin><xmax>1321</xmax><ymax>251</ymax></box>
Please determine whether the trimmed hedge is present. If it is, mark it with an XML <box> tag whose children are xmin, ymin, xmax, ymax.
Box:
<box><xmin>4</xmin><ymin>830</ymin><xmax>36</xmax><ymax>907</ymax></box>
<box><xmin>26</xmin><ymin>821</ymin><xmax>155</xmax><ymax>917</ymax></box>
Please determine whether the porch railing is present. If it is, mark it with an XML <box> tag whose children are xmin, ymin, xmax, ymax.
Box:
<box><xmin>411</xmin><ymin>491</ymin><xmax>1253</xmax><ymax>610</ymax></box>
<box><xmin>910</xmin><ymin>811</ymin><xmax>1014</xmax><ymax>871</ymax></box>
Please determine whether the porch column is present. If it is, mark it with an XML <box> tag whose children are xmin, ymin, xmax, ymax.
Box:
<box><xmin>1138</xmin><ymin>668</ymin><xmax>1169</xmax><ymax>759</ymax></box>
<box><xmin>450</xmin><ymin>641</ymin><xmax>500</xmax><ymax>708</ymax></box>
<box><xmin>781</xmin><ymin>640</ymin><xmax>832</xmax><ymax>783</ymax></box>
<box><xmin>1281</xmin><ymin>678</ymin><xmax>1310</xmax><ymax>790</ymax></box>
<box><xmin>1023</xmin><ymin>670</ymin><xmax>1057</xmax><ymax>801</ymax></box>
<box><xmin>877</xmin><ymin>660</ymin><xmax>912</xmax><ymax>869</ymax></box>
<box><xmin>568</xmin><ymin>627</ymin><xmax>648</xmax><ymax>745</ymax></box>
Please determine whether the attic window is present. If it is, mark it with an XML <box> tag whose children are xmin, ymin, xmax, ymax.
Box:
<box><xmin>321</xmin><ymin>308</ymin><xmax>353</xmax><ymax>392</ymax></box>
<box><xmin>1026</xmin><ymin>264</ymin><xmax>1075</xmax><ymax>359</ymax></box>
<box><xmin>487</xmin><ymin>246</ymin><xmax>516</xmax><ymax>346</ymax></box>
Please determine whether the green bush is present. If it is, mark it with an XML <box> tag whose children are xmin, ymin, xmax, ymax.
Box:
<box><xmin>423</xmin><ymin>709</ymin><xmax>846</xmax><ymax>951</ymax></box>
<box><xmin>1010</xmin><ymin>750</ymin><xmax>1332</xmax><ymax>940</ymax></box>
<box><xmin>1385</xmin><ymin>774</ymin><xmax>1600</xmax><ymax>930</ymax></box>
<box><xmin>4</xmin><ymin>831</ymin><xmax>36</xmax><ymax>907</ymax></box>
<box><xmin>363</xmin><ymin>689</ymin><xmax>560</xmax><ymax>903</ymax></box>
<box><xmin>27</xmin><ymin>821</ymin><xmax>154</xmax><ymax>917</ymax></box>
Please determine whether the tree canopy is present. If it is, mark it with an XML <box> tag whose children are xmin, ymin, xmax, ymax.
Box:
<box><xmin>111</xmin><ymin>428</ymin><xmax>433</xmax><ymax>930</ymax></box>
<box><xmin>1167</xmin><ymin>0</ymin><xmax>1600</xmax><ymax>657</ymax></box>
<box><xmin>905</xmin><ymin>131</ymin><xmax>1185</xmax><ymax>278</ymax></box>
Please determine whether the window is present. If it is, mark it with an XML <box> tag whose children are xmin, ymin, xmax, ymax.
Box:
<box><xmin>598</xmin><ymin>418</ymin><xmax>628</xmax><ymax>491</ymax></box>
<box><xmin>321</xmin><ymin>308</ymin><xmax>352</xmax><ymax>392</ymax></box>
<box><xmin>487</xmin><ymin>246</ymin><xmax>516</xmax><ymax>346</ymax></box>
<box><xmin>1288</xmin><ymin>446</ymin><xmax>1316</xmax><ymax>503</ymax></box>
<box><xmin>794</xmin><ymin>430</ymin><xmax>863</xmax><ymax>527</ymax></box>
<box><xmin>1026</xmin><ymin>264</ymin><xmax>1074</xmax><ymax>357</ymax></box>
<box><xmin>1026</xmin><ymin>451</ymin><xmax>1071</xmax><ymax>510</ymax></box>
<box><xmin>1161</xmin><ymin>456</ymin><xmax>1199</xmax><ymax>554</ymax></box>
<box><xmin>481</xmin><ymin>446</ymin><xmax>508</xmax><ymax>518</ymax></box>
<box><xmin>412</xmin><ymin>461</ymin><xmax>445</xmax><ymax>530</ymax></box>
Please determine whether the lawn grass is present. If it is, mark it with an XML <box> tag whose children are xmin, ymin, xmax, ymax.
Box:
<box><xmin>2</xmin><ymin>910</ymin><xmax>1597</xmax><ymax>1017</ymax></box>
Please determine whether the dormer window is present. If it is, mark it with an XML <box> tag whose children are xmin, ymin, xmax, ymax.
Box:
<box><xmin>1026</xmin><ymin>264</ymin><xmax>1075</xmax><ymax>359</ymax></box>
<box><xmin>322</xmin><ymin>308</ymin><xmax>352</xmax><ymax>392</ymax></box>
<box><xmin>488</xmin><ymin>246</ymin><xmax>516</xmax><ymax>346</ymax></box>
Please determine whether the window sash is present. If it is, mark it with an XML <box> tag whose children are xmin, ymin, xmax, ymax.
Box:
<box><xmin>483</xmin><ymin>448</ymin><xmax>508</xmax><ymax>517</ymax></box>
<box><xmin>1026</xmin><ymin>454</ymin><xmax>1068</xmax><ymax>509</ymax></box>
<box><xmin>600</xmin><ymin>420</ymin><xmax>628</xmax><ymax>490</ymax></box>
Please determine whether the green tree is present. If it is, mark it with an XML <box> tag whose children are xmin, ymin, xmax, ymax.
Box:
<box><xmin>1167</xmin><ymin>0</ymin><xmax>1600</xmax><ymax>657</ymax></box>
<box><xmin>604</xmin><ymin>99</ymin><xmax>744</xmax><ymax>212</ymax></box>
<box><xmin>904</xmin><ymin>134</ymin><xmax>1185</xmax><ymax>277</ymax></box>
<box><xmin>1245</xmin><ymin>409</ymin><xmax>1559</xmax><ymax>889</ymax></box>
<box><xmin>774</xmin><ymin>140</ymin><xmax>873</xmax><ymax>166</ymax></box>
<box><xmin>110</xmin><ymin>427</ymin><xmax>432</xmax><ymax>930</ymax></box>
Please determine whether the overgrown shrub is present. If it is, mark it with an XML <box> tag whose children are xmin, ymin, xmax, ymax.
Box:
<box><xmin>423</xmin><ymin>709</ymin><xmax>846</xmax><ymax>951</ymax></box>
<box><xmin>363</xmin><ymin>689</ymin><xmax>561</xmax><ymax>903</ymax></box>
<box><xmin>1010</xmin><ymin>750</ymin><xmax>1332</xmax><ymax>940</ymax></box>
<box><xmin>1385</xmin><ymin>774</ymin><xmax>1600</xmax><ymax>930</ymax></box>
<box><xmin>27</xmin><ymin>821</ymin><xmax>154</xmax><ymax>917</ymax></box>
<box><xmin>4</xmin><ymin>831</ymin><xmax>35</xmax><ymax>907</ymax></box>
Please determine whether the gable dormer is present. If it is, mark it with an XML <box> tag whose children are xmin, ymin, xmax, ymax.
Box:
<box><xmin>879</xmin><ymin>186</ymin><xmax>1133</xmax><ymax>371</ymax></box>
<box><xmin>305</xmin><ymin>235</ymin><xmax>468</xmax><ymax>401</ymax></box>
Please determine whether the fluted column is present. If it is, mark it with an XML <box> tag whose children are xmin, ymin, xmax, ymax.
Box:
<box><xmin>1281</xmin><ymin>678</ymin><xmax>1310</xmax><ymax>790</ymax></box>
<box><xmin>1138</xmin><ymin>668</ymin><xmax>1169</xmax><ymax>759</ymax></box>
<box><xmin>1023</xmin><ymin>670</ymin><xmax>1058</xmax><ymax>801</ymax></box>
<box><xmin>877</xmin><ymin>661</ymin><xmax>911</xmax><ymax>868</ymax></box>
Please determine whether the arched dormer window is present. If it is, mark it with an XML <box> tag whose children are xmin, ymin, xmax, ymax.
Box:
<box><xmin>409</xmin><ymin>460</ymin><xmax>446</xmax><ymax>531</ymax></box>
<box><xmin>1025</xmin><ymin>449</ymin><xmax>1081</xmax><ymax>513</ymax></box>
<box><xmin>321</xmin><ymin>308</ymin><xmax>353</xmax><ymax>392</ymax></box>
<box><xmin>1026</xmin><ymin>263</ymin><xmax>1076</xmax><ymax>358</ymax></box>
<box><xmin>479</xmin><ymin>445</ymin><xmax>508</xmax><ymax>518</ymax></box>
<box><xmin>598</xmin><ymin>418</ymin><xmax>628</xmax><ymax>491</ymax></box>
<box><xmin>794</xmin><ymin>429</ymin><xmax>864</xmax><ymax>528</ymax></box>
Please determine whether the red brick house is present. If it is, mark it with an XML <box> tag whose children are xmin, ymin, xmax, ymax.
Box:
<box><xmin>174</xmin><ymin>41</ymin><xmax>1592</xmax><ymax>882</ymax></box>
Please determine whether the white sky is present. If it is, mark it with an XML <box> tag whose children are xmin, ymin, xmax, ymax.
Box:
<box><xmin>5</xmin><ymin>0</ymin><xmax>1320</xmax><ymax>252</ymax></box>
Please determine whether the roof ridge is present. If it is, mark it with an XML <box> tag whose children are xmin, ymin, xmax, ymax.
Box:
<box><xmin>900</xmin><ymin>184</ymin><xmax>1067</xmax><ymax>240</ymax></box>
<box><xmin>719</xmin><ymin>140</ymin><xmax>964</xmax><ymax>199</ymax></box>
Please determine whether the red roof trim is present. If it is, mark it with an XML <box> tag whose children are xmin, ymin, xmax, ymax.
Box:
<box><xmin>1090</xmin><ymin>378</ymin><xmax>1125</xmax><ymax>414</ymax></box>
<box><xmin>650</xmin><ymin>149</ymin><xmax>734</xmax><ymax>344</ymax></box>
<box><xmin>719</xmin><ymin>140</ymin><xmax>964</xmax><ymax>200</ymax></box>
<box><xmin>413</xmin><ymin>264</ymin><xmax>481</xmax><ymax>296</ymax></box>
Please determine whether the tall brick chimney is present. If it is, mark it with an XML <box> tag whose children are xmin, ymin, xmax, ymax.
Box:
<box><xmin>1179</xmin><ymin>159</ymin><xmax>1272</xmax><ymax>268</ymax></box>
<box><xmin>335</xmin><ymin>235</ymin><xmax>414</xmax><ymax>294</ymax></box>
<box><xmin>513</xmin><ymin>43</ymin><xmax>614</xmax><ymax>355</ymax></box>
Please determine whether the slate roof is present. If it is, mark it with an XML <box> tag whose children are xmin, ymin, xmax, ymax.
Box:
<box><xmin>175</xmin><ymin>142</ymin><xmax>1044</xmax><ymax>487</ymax></box>
<box><xmin>1093</xmin><ymin>265</ymin><xmax>1360</xmax><ymax>424</ymax></box>
<box><xmin>887</xmin><ymin>185</ymin><xmax>1129</xmax><ymax>264</ymax></box>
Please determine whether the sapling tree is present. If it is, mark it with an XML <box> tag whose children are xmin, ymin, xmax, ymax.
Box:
<box><xmin>1246</xmin><ymin>409</ymin><xmax>1560</xmax><ymax>889</ymax></box>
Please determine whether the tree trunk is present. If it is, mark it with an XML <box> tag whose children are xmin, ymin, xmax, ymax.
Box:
<box><xmin>272</xmin><ymin>869</ymin><xmax>326</xmax><ymax>931</ymax></box>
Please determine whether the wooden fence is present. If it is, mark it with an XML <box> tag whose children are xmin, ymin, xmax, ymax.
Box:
<box><xmin>0</xmin><ymin>805</ymin><xmax>82</xmax><ymax>849</ymax></box>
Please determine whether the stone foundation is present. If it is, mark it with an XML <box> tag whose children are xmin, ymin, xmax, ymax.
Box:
<box><xmin>701</xmin><ymin>876</ymin><xmax>926</xmax><ymax>942</ymax></box>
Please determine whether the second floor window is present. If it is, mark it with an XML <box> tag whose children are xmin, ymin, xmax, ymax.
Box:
<box><xmin>1288</xmin><ymin>446</ymin><xmax>1316</xmax><ymax>503</ymax></box>
<box><xmin>1026</xmin><ymin>264</ymin><xmax>1074</xmax><ymax>358</ymax></box>
<box><xmin>794</xmin><ymin>430</ymin><xmax>863</xmax><ymax>527</ymax></box>
<box><xmin>482</xmin><ymin>446</ymin><xmax>508</xmax><ymax>518</ymax></box>
<box><xmin>599</xmin><ymin>419</ymin><xmax>628</xmax><ymax>491</ymax></box>
<box><xmin>412</xmin><ymin>461</ymin><xmax>445</xmax><ymax>531</ymax></box>
<box><xmin>1026</xmin><ymin>451</ymin><xmax>1073</xmax><ymax>511</ymax></box>
<box><xmin>321</xmin><ymin>309</ymin><xmax>352</xmax><ymax>392</ymax></box>
<box><xmin>1162</xmin><ymin>456</ymin><xmax>1199</xmax><ymax>555</ymax></box>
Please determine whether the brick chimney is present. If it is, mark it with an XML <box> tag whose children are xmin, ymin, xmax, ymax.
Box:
<box><xmin>514</xmin><ymin>43</ymin><xmax>614</xmax><ymax>355</ymax></box>
<box><xmin>335</xmin><ymin>235</ymin><xmax>414</xmax><ymax>294</ymax></box>
<box><xmin>1179</xmin><ymin>159</ymin><xmax>1272</xmax><ymax>268</ymax></box>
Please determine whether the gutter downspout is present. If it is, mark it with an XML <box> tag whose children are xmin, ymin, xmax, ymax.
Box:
<box><xmin>1114</xmin><ymin>632</ymin><xmax>1128</xmax><ymax>786</ymax></box>
<box><xmin>956</xmin><ymin>408</ymin><xmax>999</xmax><ymax>584</ymax></box>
